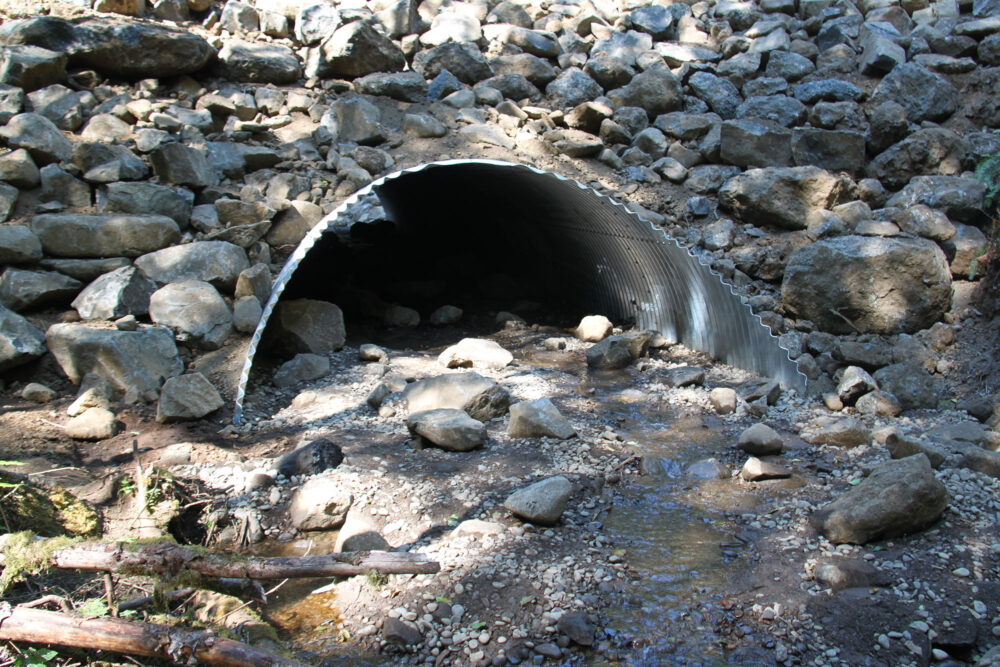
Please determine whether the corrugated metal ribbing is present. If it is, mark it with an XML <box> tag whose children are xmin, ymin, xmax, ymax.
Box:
<box><xmin>233</xmin><ymin>160</ymin><xmax>805</xmax><ymax>423</ymax></box>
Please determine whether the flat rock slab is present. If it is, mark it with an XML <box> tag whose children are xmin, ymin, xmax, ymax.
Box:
<box><xmin>403</xmin><ymin>372</ymin><xmax>510</xmax><ymax>421</ymax></box>
<box><xmin>811</xmin><ymin>454</ymin><xmax>948</xmax><ymax>544</ymax></box>
<box><xmin>32</xmin><ymin>214</ymin><xmax>180</xmax><ymax>258</ymax></box>
<box><xmin>407</xmin><ymin>408</ymin><xmax>487</xmax><ymax>451</ymax></box>
<box><xmin>504</xmin><ymin>475</ymin><xmax>573</xmax><ymax>525</ymax></box>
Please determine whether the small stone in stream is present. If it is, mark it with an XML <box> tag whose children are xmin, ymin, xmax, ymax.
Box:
<box><xmin>22</xmin><ymin>382</ymin><xmax>55</xmax><ymax>403</ymax></box>
<box><xmin>575</xmin><ymin>314</ymin><xmax>613</xmax><ymax>342</ymax></box>
<box><xmin>544</xmin><ymin>337</ymin><xmax>568</xmax><ymax>351</ymax></box>
<box><xmin>738</xmin><ymin>423</ymin><xmax>783</xmax><ymax>455</ymax></box>
<box><xmin>156</xmin><ymin>373</ymin><xmax>224</xmax><ymax>423</ymax></box>
<box><xmin>813</xmin><ymin>556</ymin><xmax>881</xmax><ymax>590</ymax></box>
<box><xmin>709</xmin><ymin>387</ymin><xmax>738</xmax><ymax>414</ymax></box>
<box><xmin>335</xmin><ymin>510</ymin><xmax>389</xmax><ymax>552</ymax></box>
<box><xmin>508</xmin><ymin>398</ymin><xmax>576</xmax><ymax>440</ymax></box>
<box><xmin>383</xmin><ymin>617</ymin><xmax>422</xmax><ymax>646</ymax></box>
<box><xmin>558</xmin><ymin>612</ymin><xmax>595</xmax><ymax>646</ymax></box>
<box><xmin>811</xmin><ymin>454</ymin><xmax>948</xmax><ymax>544</ymax></box>
<box><xmin>855</xmin><ymin>390</ymin><xmax>902</xmax><ymax>417</ymax></box>
<box><xmin>359</xmin><ymin>343</ymin><xmax>388</xmax><ymax>362</ymax></box>
<box><xmin>438</xmin><ymin>338</ymin><xmax>513</xmax><ymax>369</ymax></box>
<box><xmin>273</xmin><ymin>353</ymin><xmax>329</xmax><ymax>388</ymax></box>
<box><xmin>276</xmin><ymin>437</ymin><xmax>344</xmax><ymax>478</ymax></box>
<box><xmin>65</xmin><ymin>407</ymin><xmax>117</xmax><ymax>440</ymax></box>
<box><xmin>586</xmin><ymin>331</ymin><xmax>654</xmax><ymax>369</ymax></box>
<box><xmin>533</xmin><ymin>643</ymin><xmax>562</xmax><ymax>658</ymax></box>
<box><xmin>407</xmin><ymin>408</ymin><xmax>487</xmax><ymax>451</ymax></box>
<box><xmin>429</xmin><ymin>304</ymin><xmax>462</xmax><ymax>325</ymax></box>
<box><xmin>288</xmin><ymin>474</ymin><xmax>352</xmax><ymax>530</ymax></box>
<box><xmin>663</xmin><ymin>366</ymin><xmax>705</xmax><ymax>388</ymax></box>
<box><xmin>837</xmin><ymin>365</ymin><xmax>878</xmax><ymax>404</ymax></box>
<box><xmin>741</xmin><ymin>456</ymin><xmax>792</xmax><ymax>481</ymax></box>
<box><xmin>504</xmin><ymin>475</ymin><xmax>572</xmax><ymax>525</ymax></box>
<box><xmin>687</xmin><ymin>457</ymin><xmax>730</xmax><ymax>479</ymax></box>
<box><xmin>805</xmin><ymin>417</ymin><xmax>870</xmax><ymax>448</ymax></box>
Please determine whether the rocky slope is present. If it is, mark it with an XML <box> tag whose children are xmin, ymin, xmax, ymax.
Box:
<box><xmin>1</xmin><ymin>0</ymin><xmax>1000</xmax><ymax>663</ymax></box>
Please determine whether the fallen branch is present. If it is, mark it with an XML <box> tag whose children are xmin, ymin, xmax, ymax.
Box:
<box><xmin>49</xmin><ymin>541</ymin><xmax>441</xmax><ymax>580</ymax></box>
<box><xmin>0</xmin><ymin>606</ymin><xmax>304</xmax><ymax>666</ymax></box>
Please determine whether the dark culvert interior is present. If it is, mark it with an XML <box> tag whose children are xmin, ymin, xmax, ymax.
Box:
<box><xmin>239</xmin><ymin>161</ymin><xmax>805</xmax><ymax>418</ymax></box>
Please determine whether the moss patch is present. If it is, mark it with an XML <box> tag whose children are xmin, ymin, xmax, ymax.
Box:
<box><xmin>0</xmin><ymin>471</ymin><xmax>101</xmax><ymax>537</ymax></box>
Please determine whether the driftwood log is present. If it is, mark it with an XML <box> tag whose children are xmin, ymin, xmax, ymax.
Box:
<box><xmin>49</xmin><ymin>541</ymin><xmax>440</xmax><ymax>580</ymax></box>
<box><xmin>0</xmin><ymin>606</ymin><xmax>305</xmax><ymax>666</ymax></box>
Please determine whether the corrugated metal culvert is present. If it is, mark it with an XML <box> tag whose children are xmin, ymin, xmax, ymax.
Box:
<box><xmin>234</xmin><ymin>160</ymin><xmax>806</xmax><ymax>422</ymax></box>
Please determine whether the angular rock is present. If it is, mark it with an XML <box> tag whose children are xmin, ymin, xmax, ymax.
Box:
<box><xmin>439</xmin><ymin>338</ymin><xmax>512</xmax><ymax>370</ymax></box>
<box><xmin>134</xmin><ymin>241</ymin><xmax>249</xmax><ymax>291</ymax></box>
<box><xmin>871</xmin><ymin>63</ymin><xmax>957</xmax><ymax>122</ymax></box>
<box><xmin>0</xmin><ymin>268</ymin><xmax>81</xmax><ymax>312</ymax></box>
<box><xmin>149</xmin><ymin>280</ymin><xmax>232</xmax><ymax>350</ymax></box>
<box><xmin>736</xmin><ymin>94</ymin><xmax>807</xmax><ymax>127</ymax></box>
<box><xmin>663</xmin><ymin>366</ymin><xmax>705</xmax><ymax>388</ymax></box>
<box><xmin>288</xmin><ymin>474</ymin><xmax>352</xmax><ymax>530</ymax></box>
<box><xmin>403</xmin><ymin>372</ymin><xmax>510</xmax><ymax>421</ymax></box>
<box><xmin>586</xmin><ymin>331</ymin><xmax>653</xmax><ymax>369</ymax></box>
<box><xmin>295</xmin><ymin>2</ymin><xmax>340</xmax><ymax>45</ymax></box>
<box><xmin>149</xmin><ymin>143</ymin><xmax>218</xmax><ymax>188</ymax></box>
<box><xmin>718</xmin><ymin>166</ymin><xmax>845</xmax><ymax>230</ymax></box>
<box><xmin>275</xmin><ymin>438</ymin><xmax>343</xmax><ymax>478</ymax></box>
<box><xmin>781</xmin><ymin>236</ymin><xmax>951</xmax><ymax>335</ymax></box>
<box><xmin>837</xmin><ymin>366</ymin><xmax>878</xmax><ymax>404</ymax></box>
<box><xmin>855</xmin><ymin>390</ymin><xmax>902</xmax><ymax>417</ymax></box>
<box><xmin>407</xmin><ymin>408</ymin><xmax>487</xmax><ymax>451</ymax></box>
<box><xmin>353</xmin><ymin>71</ymin><xmax>427</xmax><ymax>102</ymax></box>
<box><xmin>412</xmin><ymin>42</ymin><xmax>493</xmax><ymax>84</ymax></box>
<box><xmin>719</xmin><ymin>119</ymin><xmax>791</xmax><ymax>168</ymax></box>
<box><xmin>873</xmin><ymin>361</ymin><xmax>941</xmax><ymax>410</ymax></box>
<box><xmin>46</xmin><ymin>323</ymin><xmax>182</xmax><ymax>398</ymax></box>
<box><xmin>893</xmin><ymin>205</ymin><xmax>956</xmax><ymax>241</ymax></box>
<box><xmin>792</xmin><ymin>128</ymin><xmax>865</xmax><ymax>173</ymax></box>
<box><xmin>156</xmin><ymin>372</ymin><xmax>224</xmax><ymax>422</ymax></box>
<box><xmin>38</xmin><ymin>165</ymin><xmax>91</xmax><ymax>208</ymax></box>
<box><xmin>327</xmin><ymin>97</ymin><xmax>384</xmax><ymax>145</ymax></box>
<box><xmin>687</xmin><ymin>72</ymin><xmax>742</xmax><ymax>119</ymax></box>
<box><xmin>742</xmin><ymin>456</ymin><xmax>792</xmax><ymax>481</ymax></box>
<box><xmin>792</xmin><ymin>79</ymin><xmax>863</xmax><ymax>104</ymax></box>
<box><xmin>0</xmin><ymin>148</ymin><xmax>40</xmax><ymax>189</ymax></box>
<box><xmin>232</xmin><ymin>296</ymin><xmax>262</xmax><ymax>333</ymax></box>
<box><xmin>273</xmin><ymin>353</ymin><xmax>329</xmax><ymax>387</ymax></box>
<box><xmin>65</xmin><ymin>407</ymin><xmax>117</xmax><ymax>440</ymax></box>
<box><xmin>73</xmin><ymin>143</ymin><xmax>147</xmax><ymax>183</ymax></box>
<box><xmin>811</xmin><ymin>454</ymin><xmax>947</xmax><ymax>544</ymax></box>
<box><xmin>0</xmin><ymin>304</ymin><xmax>46</xmax><ymax>372</ymax></box>
<box><xmin>71</xmin><ymin>266</ymin><xmax>155</xmax><ymax>321</ymax></box>
<box><xmin>0</xmin><ymin>45</ymin><xmax>66</xmax><ymax>91</ymax></box>
<box><xmin>264</xmin><ymin>298</ymin><xmax>345</xmax><ymax>355</ymax></box>
<box><xmin>308</xmin><ymin>20</ymin><xmax>405</xmax><ymax>78</ymax></box>
<box><xmin>508</xmin><ymin>398</ymin><xmax>576</xmax><ymax>440</ymax></box>
<box><xmin>32</xmin><ymin>214</ymin><xmax>179</xmax><ymax>260</ymax></box>
<box><xmin>504</xmin><ymin>476</ymin><xmax>572</xmax><ymax>525</ymax></box>
<box><xmin>383</xmin><ymin>618</ymin><xmax>422</xmax><ymax>646</ymax></box>
<box><xmin>867</xmin><ymin>128</ymin><xmax>970</xmax><ymax>190</ymax></box>
<box><xmin>885</xmin><ymin>176</ymin><xmax>986</xmax><ymax>225</ymax></box>
<box><xmin>606</xmin><ymin>68</ymin><xmax>684</xmax><ymax>117</ymax></box>
<box><xmin>27</xmin><ymin>84</ymin><xmax>85</xmax><ymax>131</ymax></box>
<box><xmin>546</xmin><ymin>67</ymin><xmax>602</xmax><ymax>109</ymax></box>
<box><xmin>944</xmin><ymin>223</ymin><xmax>989</xmax><ymax>278</ymax></box>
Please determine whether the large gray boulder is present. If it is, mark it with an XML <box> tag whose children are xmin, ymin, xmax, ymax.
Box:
<box><xmin>0</xmin><ymin>112</ymin><xmax>72</xmax><ymax>164</ymax></box>
<box><xmin>1</xmin><ymin>16</ymin><xmax>213</xmax><ymax>78</ymax></box>
<box><xmin>508</xmin><ymin>398</ymin><xmax>576</xmax><ymax>439</ymax></box>
<box><xmin>72</xmin><ymin>266</ymin><xmax>155</xmax><ymax>320</ymax></box>
<box><xmin>885</xmin><ymin>175</ymin><xmax>986</xmax><ymax>225</ymax></box>
<box><xmin>217</xmin><ymin>39</ymin><xmax>302</xmax><ymax>83</ymax></box>
<box><xmin>263</xmin><ymin>298</ymin><xmax>345</xmax><ymax>355</ymax></box>
<box><xmin>0</xmin><ymin>268</ymin><xmax>81</xmax><ymax>312</ymax></box>
<box><xmin>606</xmin><ymin>67</ymin><xmax>683</xmax><ymax>116</ymax></box>
<box><xmin>156</xmin><ymin>372</ymin><xmax>224</xmax><ymax>423</ymax></box>
<box><xmin>148</xmin><ymin>143</ymin><xmax>219</xmax><ymax>188</ymax></box>
<box><xmin>0</xmin><ymin>304</ymin><xmax>46</xmax><ymax>372</ymax></box>
<box><xmin>0</xmin><ymin>225</ymin><xmax>42</xmax><ymax>264</ymax></box>
<box><xmin>866</xmin><ymin>128</ymin><xmax>970</xmax><ymax>190</ymax></box>
<box><xmin>782</xmin><ymin>236</ymin><xmax>952</xmax><ymax>335</ymax></box>
<box><xmin>871</xmin><ymin>62</ymin><xmax>958</xmax><ymax>122</ymax></box>
<box><xmin>134</xmin><ymin>241</ymin><xmax>249</xmax><ymax>291</ymax></box>
<box><xmin>407</xmin><ymin>408</ymin><xmax>487</xmax><ymax>451</ymax></box>
<box><xmin>873</xmin><ymin>361</ymin><xmax>942</xmax><ymax>410</ymax></box>
<box><xmin>811</xmin><ymin>455</ymin><xmax>948</xmax><ymax>544</ymax></box>
<box><xmin>718</xmin><ymin>166</ymin><xmax>846</xmax><ymax>229</ymax></box>
<box><xmin>98</xmin><ymin>182</ymin><xmax>194</xmax><ymax>227</ymax></box>
<box><xmin>403</xmin><ymin>372</ymin><xmax>511</xmax><ymax>421</ymax></box>
<box><xmin>149</xmin><ymin>280</ymin><xmax>233</xmax><ymax>350</ymax></box>
<box><xmin>46</xmin><ymin>323</ymin><xmax>183</xmax><ymax>399</ymax></box>
<box><xmin>504</xmin><ymin>476</ymin><xmax>573</xmax><ymax>525</ymax></box>
<box><xmin>31</xmin><ymin>214</ymin><xmax>180</xmax><ymax>258</ymax></box>
<box><xmin>307</xmin><ymin>20</ymin><xmax>405</xmax><ymax>78</ymax></box>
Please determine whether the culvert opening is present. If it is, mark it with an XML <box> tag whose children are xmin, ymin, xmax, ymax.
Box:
<box><xmin>235</xmin><ymin>160</ymin><xmax>806</xmax><ymax>422</ymax></box>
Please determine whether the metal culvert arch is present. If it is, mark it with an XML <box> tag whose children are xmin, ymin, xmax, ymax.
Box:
<box><xmin>234</xmin><ymin>159</ymin><xmax>806</xmax><ymax>422</ymax></box>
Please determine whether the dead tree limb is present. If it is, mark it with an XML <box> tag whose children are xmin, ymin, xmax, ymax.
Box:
<box><xmin>49</xmin><ymin>541</ymin><xmax>441</xmax><ymax>580</ymax></box>
<box><xmin>0</xmin><ymin>606</ymin><xmax>304</xmax><ymax>666</ymax></box>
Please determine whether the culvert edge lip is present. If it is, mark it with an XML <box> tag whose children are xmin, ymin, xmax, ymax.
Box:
<box><xmin>233</xmin><ymin>159</ymin><xmax>806</xmax><ymax>424</ymax></box>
